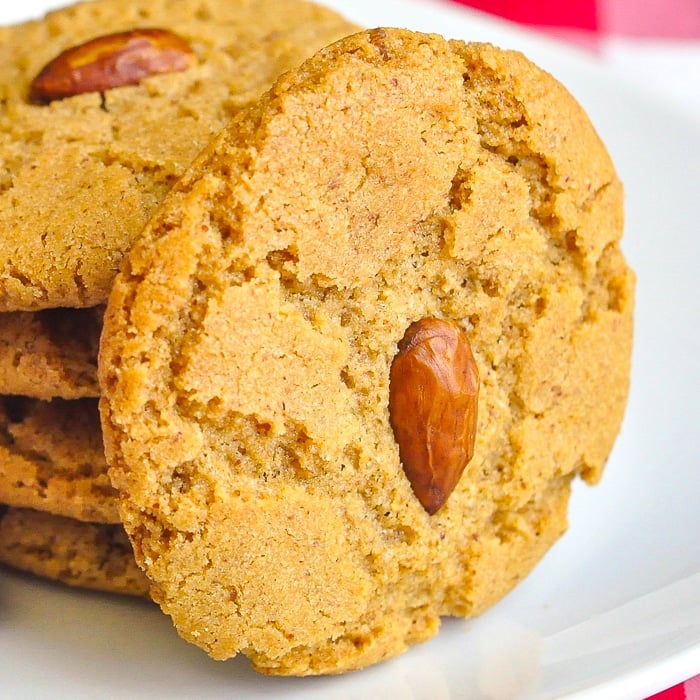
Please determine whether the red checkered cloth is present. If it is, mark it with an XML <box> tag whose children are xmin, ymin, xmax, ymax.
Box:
<box><xmin>449</xmin><ymin>0</ymin><xmax>700</xmax><ymax>118</ymax></box>
<box><xmin>449</xmin><ymin>0</ymin><xmax>700</xmax><ymax>39</ymax></box>
<box><xmin>647</xmin><ymin>674</ymin><xmax>700</xmax><ymax>699</ymax></box>
<box><xmin>447</xmin><ymin>2</ymin><xmax>700</xmax><ymax>698</ymax></box>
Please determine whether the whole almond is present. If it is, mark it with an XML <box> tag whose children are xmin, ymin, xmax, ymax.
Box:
<box><xmin>29</xmin><ymin>28</ymin><xmax>197</xmax><ymax>104</ymax></box>
<box><xmin>389</xmin><ymin>318</ymin><xmax>479</xmax><ymax>514</ymax></box>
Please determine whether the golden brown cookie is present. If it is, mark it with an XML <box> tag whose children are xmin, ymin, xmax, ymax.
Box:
<box><xmin>0</xmin><ymin>307</ymin><xmax>101</xmax><ymax>399</ymax></box>
<box><xmin>99</xmin><ymin>29</ymin><xmax>634</xmax><ymax>675</ymax></box>
<box><xmin>0</xmin><ymin>0</ymin><xmax>358</xmax><ymax>311</ymax></box>
<box><xmin>0</xmin><ymin>396</ymin><xmax>118</xmax><ymax>523</ymax></box>
<box><xmin>0</xmin><ymin>506</ymin><xmax>149</xmax><ymax>597</ymax></box>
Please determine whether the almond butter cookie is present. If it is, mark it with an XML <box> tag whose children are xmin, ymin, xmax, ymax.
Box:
<box><xmin>0</xmin><ymin>396</ymin><xmax>117</xmax><ymax>523</ymax></box>
<box><xmin>0</xmin><ymin>506</ymin><xmax>149</xmax><ymax>597</ymax></box>
<box><xmin>0</xmin><ymin>0</ymin><xmax>357</xmax><ymax>311</ymax></box>
<box><xmin>99</xmin><ymin>28</ymin><xmax>634</xmax><ymax>675</ymax></box>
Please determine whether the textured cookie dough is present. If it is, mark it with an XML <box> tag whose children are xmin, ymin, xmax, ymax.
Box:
<box><xmin>0</xmin><ymin>506</ymin><xmax>149</xmax><ymax>597</ymax></box>
<box><xmin>0</xmin><ymin>0</ymin><xmax>358</xmax><ymax>311</ymax></box>
<box><xmin>99</xmin><ymin>29</ymin><xmax>635</xmax><ymax>675</ymax></box>
<box><xmin>0</xmin><ymin>307</ymin><xmax>101</xmax><ymax>399</ymax></box>
<box><xmin>0</xmin><ymin>396</ymin><xmax>117</xmax><ymax>523</ymax></box>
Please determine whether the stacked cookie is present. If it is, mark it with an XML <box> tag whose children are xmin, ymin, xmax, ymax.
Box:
<box><xmin>0</xmin><ymin>0</ymin><xmax>359</xmax><ymax>597</ymax></box>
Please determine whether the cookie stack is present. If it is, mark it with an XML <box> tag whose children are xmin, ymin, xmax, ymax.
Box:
<box><xmin>0</xmin><ymin>0</ymin><xmax>359</xmax><ymax>597</ymax></box>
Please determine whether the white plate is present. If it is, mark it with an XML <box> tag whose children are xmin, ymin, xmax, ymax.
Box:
<box><xmin>2</xmin><ymin>1</ymin><xmax>699</xmax><ymax>697</ymax></box>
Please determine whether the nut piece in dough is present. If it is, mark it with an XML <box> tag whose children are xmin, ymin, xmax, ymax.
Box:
<box><xmin>29</xmin><ymin>29</ymin><xmax>196</xmax><ymax>103</ymax></box>
<box><xmin>389</xmin><ymin>318</ymin><xmax>479</xmax><ymax>514</ymax></box>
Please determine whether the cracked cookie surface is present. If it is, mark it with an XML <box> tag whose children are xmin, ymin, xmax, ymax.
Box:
<box><xmin>0</xmin><ymin>396</ymin><xmax>117</xmax><ymax>523</ymax></box>
<box><xmin>0</xmin><ymin>0</ymin><xmax>358</xmax><ymax>311</ymax></box>
<box><xmin>99</xmin><ymin>28</ymin><xmax>634</xmax><ymax>675</ymax></box>
<box><xmin>0</xmin><ymin>308</ymin><xmax>102</xmax><ymax>399</ymax></box>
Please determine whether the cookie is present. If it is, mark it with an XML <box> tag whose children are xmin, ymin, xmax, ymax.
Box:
<box><xmin>0</xmin><ymin>307</ymin><xmax>101</xmax><ymax>399</ymax></box>
<box><xmin>0</xmin><ymin>0</ymin><xmax>358</xmax><ymax>311</ymax></box>
<box><xmin>99</xmin><ymin>28</ymin><xmax>634</xmax><ymax>675</ymax></box>
<box><xmin>0</xmin><ymin>506</ymin><xmax>149</xmax><ymax>597</ymax></box>
<box><xmin>0</xmin><ymin>396</ymin><xmax>118</xmax><ymax>523</ymax></box>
